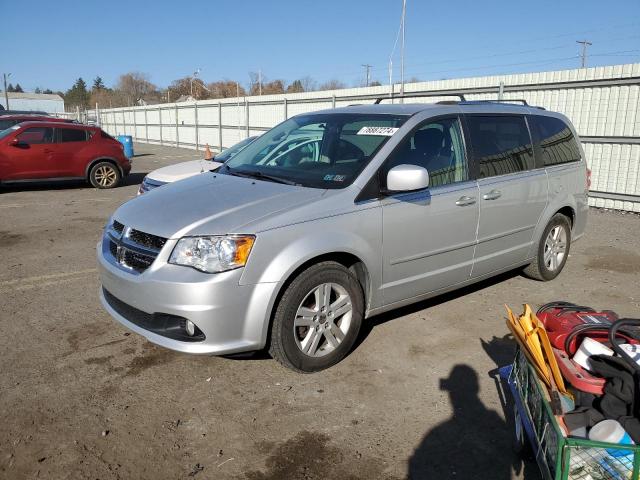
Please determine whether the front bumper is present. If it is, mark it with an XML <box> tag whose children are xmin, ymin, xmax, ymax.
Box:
<box><xmin>97</xmin><ymin>240</ymin><xmax>278</xmax><ymax>355</ymax></box>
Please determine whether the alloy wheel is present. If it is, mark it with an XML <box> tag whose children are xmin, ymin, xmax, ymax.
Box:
<box><xmin>543</xmin><ymin>224</ymin><xmax>567</xmax><ymax>272</ymax></box>
<box><xmin>293</xmin><ymin>282</ymin><xmax>353</xmax><ymax>357</ymax></box>
<box><xmin>95</xmin><ymin>165</ymin><xmax>118</xmax><ymax>187</ymax></box>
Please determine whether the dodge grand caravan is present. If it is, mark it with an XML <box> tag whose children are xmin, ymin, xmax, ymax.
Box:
<box><xmin>98</xmin><ymin>98</ymin><xmax>588</xmax><ymax>372</ymax></box>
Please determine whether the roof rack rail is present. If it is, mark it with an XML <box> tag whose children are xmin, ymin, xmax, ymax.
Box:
<box><xmin>459</xmin><ymin>99</ymin><xmax>546</xmax><ymax>110</ymax></box>
<box><xmin>461</xmin><ymin>99</ymin><xmax>528</xmax><ymax>106</ymax></box>
<box><xmin>374</xmin><ymin>92</ymin><xmax>466</xmax><ymax>104</ymax></box>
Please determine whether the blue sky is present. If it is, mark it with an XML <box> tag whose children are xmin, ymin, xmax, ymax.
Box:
<box><xmin>2</xmin><ymin>0</ymin><xmax>639</xmax><ymax>92</ymax></box>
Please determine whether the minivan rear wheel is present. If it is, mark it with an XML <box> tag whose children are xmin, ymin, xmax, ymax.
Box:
<box><xmin>89</xmin><ymin>161</ymin><xmax>121</xmax><ymax>189</ymax></box>
<box><xmin>269</xmin><ymin>261</ymin><xmax>364</xmax><ymax>373</ymax></box>
<box><xmin>523</xmin><ymin>213</ymin><xmax>571</xmax><ymax>281</ymax></box>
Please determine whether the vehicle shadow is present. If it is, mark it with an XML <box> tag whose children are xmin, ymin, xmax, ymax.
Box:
<box><xmin>0</xmin><ymin>172</ymin><xmax>147</xmax><ymax>191</ymax></box>
<box><xmin>354</xmin><ymin>268</ymin><xmax>522</xmax><ymax>351</ymax></box>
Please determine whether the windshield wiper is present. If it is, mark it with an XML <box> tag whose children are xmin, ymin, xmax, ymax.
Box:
<box><xmin>222</xmin><ymin>166</ymin><xmax>299</xmax><ymax>186</ymax></box>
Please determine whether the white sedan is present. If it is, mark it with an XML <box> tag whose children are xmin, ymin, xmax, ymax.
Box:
<box><xmin>138</xmin><ymin>136</ymin><xmax>258</xmax><ymax>194</ymax></box>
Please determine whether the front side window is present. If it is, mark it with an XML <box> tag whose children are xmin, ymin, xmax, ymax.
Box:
<box><xmin>467</xmin><ymin>115</ymin><xmax>534</xmax><ymax>178</ymax></box>
<box><xmin>531</xmin><ymin>116</ymin><xmax>581</xmax><ymax>166</ymax></box>
<box><xmin>221</xmin><ymin>113</ymin><xmax>408</xmax><ymax>189</ymax></box>
<box><xmin>56</xmin><ymin>128</ymin><xmax>87</xmax><ymax>143</ymax></box>
<box><xmin>384</xmin><ymin>117</ymin><xmax>469</xmax><ymax>188</ymax></box>
<box><xmin>16</xmin><ymin>127</ymin><xmax>53</xmax><ymax>145</ymax></box>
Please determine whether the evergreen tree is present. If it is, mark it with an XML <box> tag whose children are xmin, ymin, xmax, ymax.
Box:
<box><xmin>65</xmin><ymin>78</ymin><xmax>90</xmax><ymax>109</ymax></box>
<box><xmin>13</xmin><ymin>84</ymin><xmax>23</xmax><ymax>93</ymax></box>
<box><xmin>6</xmin><ymin>83</ymin><xmax>14</xmax><ymax>92</ymax></box>
<box><xmin>93</xmin><ymin>76</ymin><xmax>105</xmax><ymax>90</ymax></box>
<box><xmin>287</xmin><ymin>79</ymin><xmax>304</xmax><ymax>93</ymax></box>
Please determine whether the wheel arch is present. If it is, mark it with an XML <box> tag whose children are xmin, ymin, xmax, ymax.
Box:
<box><xmin>85</xmin><ymin>157</ymin><xmax>123</xmax><ymax>180</ymax></box>
<box><xmin>527</xmin><ymin>203</ymin><xmax>576</xmax><ymax>260</ymax></box>
<box><xmin>261</xmin><ymin>251</ymin><xmax>372</xmax><ymax>351</ymax></box>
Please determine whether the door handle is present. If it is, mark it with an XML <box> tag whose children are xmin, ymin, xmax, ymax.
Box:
<box><xmin>455</xmin><ymin>196</ymin><xmax>476</xmax><ymax>206</ymax></box>
<box><xmin>482</xmin><ymin>189</ymin><xmax>502</xmax><ymax>201</ymax></box>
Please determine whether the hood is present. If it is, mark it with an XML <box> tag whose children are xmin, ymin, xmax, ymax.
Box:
<box><xmin>147</xmin><ymin>159</ymin><xmax>222</xmax><ymax>183</ymax></box>
<box><xmin>114</xmin><ymin>172</ymin><xmax>326</xmax><ymax>239</ymax></box>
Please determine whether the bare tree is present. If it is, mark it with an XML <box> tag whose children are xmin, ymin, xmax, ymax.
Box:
<box><xmin>116</xmin><ymin>72</ymin><xmax>157</xmax><ymax>105</ymax></box>
<box><xmin>299</xmin><ymin>76</ymin><xmax>317</xmax><ymax>92</ymax></box>
<box><xmin>262</xmin><ymin>79</ymin><xmax>285</xmax><ymax>95</ymax></box>
<box><xmin>318</xmin><ymin>79</ymin><xmax>346</xmax><ymax>91</ymax></box>
<box><xmin>207</xmin><ymin>80</ymin><xmax>246</xmax><ymax>98</ymax></box>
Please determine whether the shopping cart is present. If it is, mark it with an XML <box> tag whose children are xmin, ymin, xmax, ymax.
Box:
<box><xmin>500</xmin><ymin>348</ymin><xmax>640</xmax><ymax>479</ymax></box>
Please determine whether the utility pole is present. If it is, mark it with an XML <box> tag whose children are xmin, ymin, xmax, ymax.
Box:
<box><xmin>400</xmin><ymin>0</ymin><xmax>406</xmax><ymax>97</ymax></box>
<box><xmin>3</xmin><ymin>73</ymin><xmax>11</xmax><ymax>110</ymax></box>
<box><xmin>577</xmin><ymin>40</ymin><xmax>592</xmax><ymax>68</ymax></box>
<box><xmin>361</xmin><ymin>64</ymin><xmax>372</xmax><ymax>87</ymax></box>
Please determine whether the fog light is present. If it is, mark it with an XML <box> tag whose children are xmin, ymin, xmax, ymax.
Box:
<box><xmin>185</xmin><ymin>320</ymin><xmax>196</xmax><ymax>336</ymax></box>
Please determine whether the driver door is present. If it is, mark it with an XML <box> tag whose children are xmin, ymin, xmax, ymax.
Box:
<box><xmin>381</xmin><ymin>116</ymin><xmax>480</xmax><ymax>306</ymax></box>
<box><xmin>4</xmin><ymin>127</ymin><xmax>55</xmax><ymax>180</ymax></box>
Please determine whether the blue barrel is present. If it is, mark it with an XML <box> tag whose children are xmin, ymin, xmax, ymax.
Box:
<box><xmin>116</xmin><ymin>135</ymin><xmax>134</xmax><ymax>158</ymax></box>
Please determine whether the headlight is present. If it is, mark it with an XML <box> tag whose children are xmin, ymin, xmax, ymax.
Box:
<box><xmin>169</xmin><ymin>235</ymin><xmax>255</xmax><ymax>273</ymax></box>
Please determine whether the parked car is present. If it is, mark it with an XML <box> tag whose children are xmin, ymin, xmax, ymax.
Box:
<box><xmin>0</xmin><ymin>122</ymin><xmax>131</xmax><ymax>188</ymax></box>
<box><xmin>0</xmin><ymin>114</ymin><xmax>75</xmax><ymax>131</ymax></box>
<box><xmin>138</xmin><ymin>136</ymin><xmax>258</xmax><ymax>194</ymax></box>
<box><xmin>98</xmin><ymin>99</ymin><xmax>588</xmax><ymax>372</ymax></box>
<box><xmin>0</xmin><ymin>110</ymin><xmax>49</xmax><ymax>116</ymax></box>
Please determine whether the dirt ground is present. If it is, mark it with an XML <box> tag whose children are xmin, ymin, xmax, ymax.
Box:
<box><xmin>1</xmin><ymin>143</ymin><xmax>639</xmax><ymax>480</ymax></box>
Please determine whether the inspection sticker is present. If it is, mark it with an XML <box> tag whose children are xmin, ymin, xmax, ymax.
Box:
<box><xmin>357</xmin><ymin>126</ymin><xmax>399</xmax><ymax>136</ymax></box>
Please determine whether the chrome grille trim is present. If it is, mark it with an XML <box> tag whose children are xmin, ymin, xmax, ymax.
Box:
<box><xmin>103</xmin><ymin>220</ymin><xmax>168</xmax><ymax>274</ymax></box>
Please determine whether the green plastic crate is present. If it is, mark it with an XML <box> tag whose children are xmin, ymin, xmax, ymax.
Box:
<box><xmin>507</xmin><ymin>349</ymin><xmax>640</xmax><ymax>479</ymax></box>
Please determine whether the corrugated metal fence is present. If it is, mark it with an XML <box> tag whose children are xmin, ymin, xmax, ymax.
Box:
<box><xmin>96</xmin><ymin>63</ymin><xmax>640</xmax><ymax>212</ymax></box>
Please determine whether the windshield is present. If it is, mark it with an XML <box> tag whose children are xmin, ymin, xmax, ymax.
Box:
<box><xmin>220</xmin><ymin>113</ymin><xmax>407</xmax><ymax>189</ymax></box>
<box><xmin>0</xmin><ymin>125</ymin><xmax>20</xmax><ymax>140</ymax></box>
<box><xmin>215</xmin><ymin>136</ymin><xmax>257</xmax><ymax>162</ymax></box>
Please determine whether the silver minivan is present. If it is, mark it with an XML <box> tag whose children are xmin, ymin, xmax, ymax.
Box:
<box><xmin>97</xmin><ymin>98</ymin><xmax>588</xmax><ymax>372</ymax></box>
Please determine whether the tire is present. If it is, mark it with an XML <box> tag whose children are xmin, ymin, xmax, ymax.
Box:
<box><xmin>269</xmin><ymin>261</ymin><xmax>364</xmax><ymax>373</ymax></box>
<box><xmin>89</xmin><ymin>161</ymin><xmax>121</xmax><ymax>189</ymax></box>
<box><xmin>523</xmin><ymin>213</ymin><xmax>571</xmax><ymax>281</ymax></box>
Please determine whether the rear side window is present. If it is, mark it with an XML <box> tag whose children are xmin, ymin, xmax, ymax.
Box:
<box><xmin>100</xmin><ymin>130</ymin><xmax>115</xmax><ymax>140</ymax></box>
<box><xmin>532</xmin><ymin>116</ymin><xmax>581</xmax><ymax>166</ymax></box>
<box><xmin>467</xmin><ymin>116</ymin><xmax>534</xmax><ymax>178</ymax></box>
<box><xmin>16</xmin><ymin>127</ymin><xmax>54</xmax><ymax>145</ymax></box>
<box><xmin>56</xmin><ymin>128</ymin><xmax>87</xmax><ymax>143</ymax></box>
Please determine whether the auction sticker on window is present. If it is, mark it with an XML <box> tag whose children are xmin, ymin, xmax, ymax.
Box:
<box><xmin>357</xmin><ymin>126</ymin><xmax>399</xmax><ymax>136</ymax></box>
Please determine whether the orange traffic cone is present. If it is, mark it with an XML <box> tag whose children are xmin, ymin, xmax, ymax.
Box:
<box><xmin>204</xmin><ymin>144</ymin><xmax>213</xmax><ymax>161</ymax></box>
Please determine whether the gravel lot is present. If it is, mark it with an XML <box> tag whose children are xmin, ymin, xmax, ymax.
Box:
<box><xmin>1</xmin><ymin>143</ymin><xmax>639</xmax><ymax>480</ymax></box>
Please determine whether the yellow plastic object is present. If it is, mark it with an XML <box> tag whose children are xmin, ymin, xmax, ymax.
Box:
<box><xmin>505</xmin><ymin>304</ymin><xmax>569</xmax><ymax>396</ymax></box>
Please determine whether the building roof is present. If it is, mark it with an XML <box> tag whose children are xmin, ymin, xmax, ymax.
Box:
<box><xmin>3</xmin><ymin>92</ymin><xmax>64</xmax><ymax>102</ymax></box>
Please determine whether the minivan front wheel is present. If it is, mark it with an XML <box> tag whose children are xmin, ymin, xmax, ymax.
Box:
<box><xmin>269</xmin><ymin>261</ymin><xmax>364</xmax><ymax>373</ymax></box>
<box><xmin>89</xmin><ymin>161</ymin><xmax>121</xmax><ymax>189</ymax></box>
<box><xmin>523</xmin><ymin>213</ymin><xmax>571</xmax><ymax>281</ymax></box>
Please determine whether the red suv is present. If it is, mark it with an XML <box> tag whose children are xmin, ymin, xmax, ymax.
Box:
<box><xmin>0</xmin><ymin>122</ymin><xmax>131</xmax><ymax>188</ymax></box>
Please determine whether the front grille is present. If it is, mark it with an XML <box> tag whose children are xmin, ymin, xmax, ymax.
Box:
<box><xmin>104</xmin><ymin>220</ymin><xmax>167</xmax><ymax>274</ymax></box>
<box><xmin>113</xmin><ymin>220</ymin><xmax>125</xmax><ymax>234</ymax></box>
<box><xmin>129</xmin><ymin>229</ymin><xmax>167</xmax><ymax>251</ymax></box>
<box><xmin>122</xmin><ymin>248</ymin><xmax>155</xmax><ymax>273</ymax></box>
<box><xmin>102</xmin><ymin>288</ymin><xmax>205</xmax><ymax>342</ymax></box>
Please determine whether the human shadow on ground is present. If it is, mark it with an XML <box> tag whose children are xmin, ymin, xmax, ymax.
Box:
<box><xmin>407</xmin><ymin>337</ymin><xmax>539</xmax><ymax>479</ymax></box>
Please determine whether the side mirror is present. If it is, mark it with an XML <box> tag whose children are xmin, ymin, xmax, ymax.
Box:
<box><xmin>10</xmin><ymin>138</ymin><xmax>21</xmax><ymax>146</ymax></box>
<box><xmin>385</xmin><ymin>164</ymin><xmax>430</xmax><ymax>193</ymax></box>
